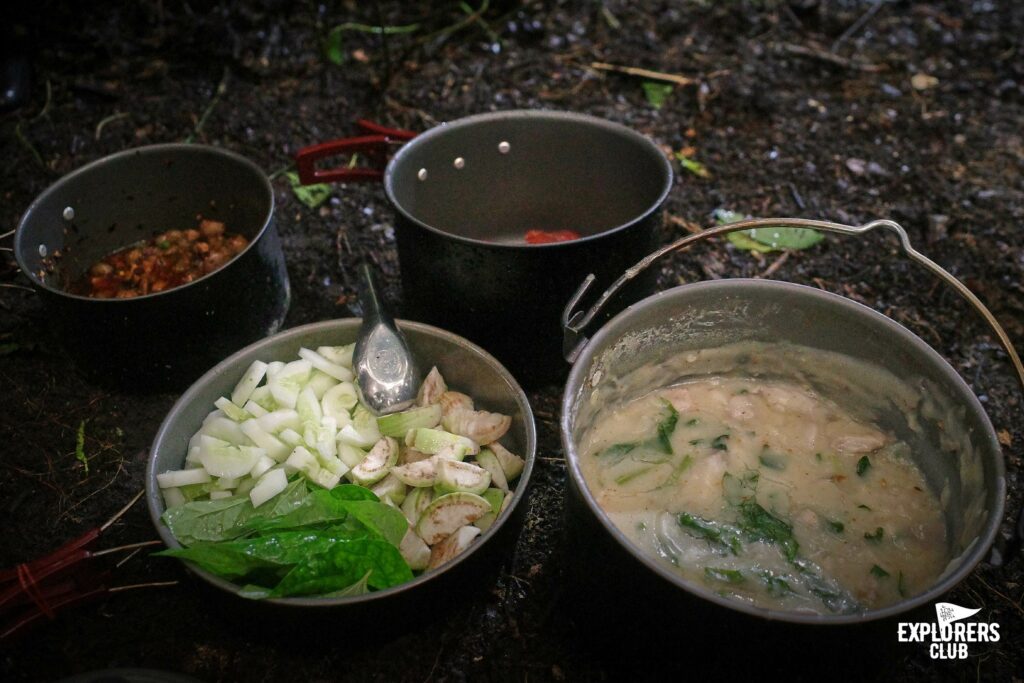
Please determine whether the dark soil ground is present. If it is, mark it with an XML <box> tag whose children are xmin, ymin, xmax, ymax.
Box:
<box><xmin>2</xmin><ymin>1</ymin><xmax>1023</xmax><ymax>681</ymax></box>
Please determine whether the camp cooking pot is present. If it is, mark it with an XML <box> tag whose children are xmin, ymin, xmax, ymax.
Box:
<box><xmin>295</xmin><ymin>110</ymin><xmax>673</xmax><ymax>387</ymax></box>
<box><xmin>14</xmin><ymin>144</ymin><xmax>290</xmax><ymax>391</ymax></box>
<box><xmin>146</xmin><ymin>318</ymin><xmax>536</xmax><ymax>619</ymax></box>
<box><xmin>560</xmin><ymin>217</ymin><xmax>1019</xmax><ymax>633</ymax></box>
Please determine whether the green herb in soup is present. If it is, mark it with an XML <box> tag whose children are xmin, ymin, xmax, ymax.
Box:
<box><xmin>578</xmin><ymin>375</ymin><xmax>947</xmax><ymax>615</ymax></box>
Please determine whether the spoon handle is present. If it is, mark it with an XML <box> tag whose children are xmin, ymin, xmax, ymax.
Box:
<box><xmin>357</xmin><ymin>262</ymin><xmax>394</xmax><ymax>329</ymax></box>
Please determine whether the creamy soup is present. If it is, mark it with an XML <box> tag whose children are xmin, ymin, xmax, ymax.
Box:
<box><xmin>578</xmin><ymin>376</ymin><xmax>948</xmax><ymax>614</ymax></box>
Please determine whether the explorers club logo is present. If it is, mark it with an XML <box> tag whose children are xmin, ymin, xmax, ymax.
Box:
<box><xmin>897</xmin><ymin>602</ymin><xmax>1001</xmax><ymax>659</ymax></box>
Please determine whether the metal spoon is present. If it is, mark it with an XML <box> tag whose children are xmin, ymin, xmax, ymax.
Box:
<box><xmin>352</xmin><ymin>263</ymin><xmax>419</xmax><ymax>415</ymax></box>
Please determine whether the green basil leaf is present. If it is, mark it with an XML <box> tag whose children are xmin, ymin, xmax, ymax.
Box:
<box><xmin>269</xmin><ymin>537</ymin><xmax>413</xmax><ymax>597</ymax></box>
<box><xmin>162</xmin><ymin>478</ymin><xmax>309</xmax><ymax>546</ymax></box>
<box><xmin>656</xmin><ymin>399</ymin><xmax>679</xmax><ymax>455</ymax></box>
<box><xmin>677</xmin><ymin>512</ymin><xmax>743</xmax><ymax>555</ymax></box>
<box><xmin>737</xmin><ymin>500</ymin><xmax>798</xmax><ymax>561</ymax></box>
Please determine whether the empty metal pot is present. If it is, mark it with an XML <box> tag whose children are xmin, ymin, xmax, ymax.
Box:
<box><xmin>15</xmin><ymin>144</ymin><xmax>290</xmax><ymax>391</ymax></box>
<box><xmin>296</xmin><ymin>110</ymin><xmax>673</xmax><ymax>387</ymax></box>
<box><xmin>560</xmin><ymin>218</ymin><xmax>1017</xmax><ymax>629</ymax></box>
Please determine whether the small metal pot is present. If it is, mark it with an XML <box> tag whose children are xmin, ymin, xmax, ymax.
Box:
<box><xmin>559</xmin><ymin>218</ymin><xmax>1019</xmax><ymax>630</ymax></box>
<box><xmin>296</xmin><ymin>111</ymin><xmax>673</xmax><ymax>387</ymax></box>
<box><xmin>146</xmin><ymin>318</ymin><xmax>536</xmax><ymax>615</ymax></box>
<box><xmin>15</xmin><ymin>144</ymin><xmax>290</xmax><ymax>391</ymax></box>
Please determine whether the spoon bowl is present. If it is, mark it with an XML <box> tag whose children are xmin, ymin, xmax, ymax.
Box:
<box><xmin>352</xmin><ymin>263</ymin><xmax>420</xmax><ymax>415</ymax></box>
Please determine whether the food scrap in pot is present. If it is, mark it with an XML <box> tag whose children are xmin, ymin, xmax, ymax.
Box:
<box><xmin>75</xmin><ymin>217</ymin><xmax>248</xmax><ymax>298</ymax></box>
<box><xmin>524</xmin><ymin>229</ymin><xmax>581</xmax><ymax>244</ymax></box>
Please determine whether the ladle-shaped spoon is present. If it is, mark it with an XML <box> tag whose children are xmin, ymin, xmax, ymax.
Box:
<box><xmin>352</xmin><ymin>263</ymin><xmax>420</xmax><ymax>415</ymax></box>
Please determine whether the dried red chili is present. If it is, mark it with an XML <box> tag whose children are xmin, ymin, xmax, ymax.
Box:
<box><xmin>523</xmin><ymin>229</ymin><xmax>581</xmax><ymax>244</ymax></box>
<box><xmin>74</xmin><ymin>218</ymin><xmax>249</xmax><ymax>299</ymax></box>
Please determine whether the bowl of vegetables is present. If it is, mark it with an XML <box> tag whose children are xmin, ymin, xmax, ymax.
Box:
<box><xmin>145</xmin><ymin>319</ymin><xmax>535</xmax><ymax>608</ymax></box>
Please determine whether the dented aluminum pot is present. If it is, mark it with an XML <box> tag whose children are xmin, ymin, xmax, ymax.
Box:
<box><xmin>559</xmin><ymin>218</ymin><xmax>1015</xmax><ymax>636</ymax></box>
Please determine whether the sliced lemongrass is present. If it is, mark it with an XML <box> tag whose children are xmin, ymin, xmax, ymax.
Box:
<box><xmin>230</xmin><ymin>360</ymin><xmax>268</xmax><ymax>406</ymax></box>
<box><xmin>306</xmin><ymin>369</ymin><xmax>340</xmax><ymax>399</ymax></box>
<box><xmin>296</xmin><ymin>387</ymin><xmax>323</xmax><ymax>425</ymax></box>
<box><xmin>157</xmin><ymin>467</ymin><xmax>212</xmax><ymax>489</ymax></box>
<box><xmin>249</xmin><ymin>468</ymin><xmax>287</xmax><ymax>507</ymax></box>
<box><xmin>267</xmin><ymin>359</ymin><xmax>312</xmax><ymax>409</ymax></box>
<box><xmin>298</xmin><ymin>347</ymin><xmax>353</xmax><ymax>382</ymax></box>
<box><xmin>239</xmin><ymin>419</ymin><xmax>290</xmax><ymax>462</ymax></box>
<box><xmin>316</xmin><ymin>343</ymin><xmax>354</xmax><ymax>369</ymax></box>
<box><xmin>214</xmin><ymin>396</ymin><xmax>252</xmax><ymax>422</ymax></box>
<box><xmin>161</xmin><ymin>487</ymin><xmax>187</xmax><ymax>509</ymax></box>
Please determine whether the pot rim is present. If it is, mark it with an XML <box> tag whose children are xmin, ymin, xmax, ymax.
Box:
<box><xmin>382</xmin><ymin>109</ymin><xmax>674</xmax><ymax>250</ymax></box>
<box><xmin>14</xmin><ymin>143</ymin><xmax>275</xmax><ymax>302</ymax></box>
<box><xmin>147</xmin><ymin>318</ymin><xmax>537</xmax><ymax>607</ymax></box>
<box><xmin>560</xmin><ymin>278</ymin><xmax>1006</xmax><ymax>625</ymax></box>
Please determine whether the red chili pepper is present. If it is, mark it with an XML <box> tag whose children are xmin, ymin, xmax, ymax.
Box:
<box><xmin>524</xmin><ymin>229</ymin><xmax>581</xmax><ymax>244</ymax></box>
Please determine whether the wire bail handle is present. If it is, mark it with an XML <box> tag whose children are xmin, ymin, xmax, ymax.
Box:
<box><xmin>561</xmin><ymin>217</ymin><xmax>1024</xmax><ymax>395</ymax></box>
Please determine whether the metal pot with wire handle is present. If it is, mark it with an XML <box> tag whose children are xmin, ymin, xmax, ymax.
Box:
<box><xmin>559</xmin><ymin>216</ymin><xmax>1021</xmax><ymax>631</ymax></box>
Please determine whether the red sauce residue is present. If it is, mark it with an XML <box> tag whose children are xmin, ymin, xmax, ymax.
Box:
<box><xmin>74</xmin><ymin>218</ymin><xmax>249</xmax><ymax>298</ymax></box>
<box><xmin>524</xmin><ymin>229</ymin><xmax>581</xmax><ymax>244</ymax></box>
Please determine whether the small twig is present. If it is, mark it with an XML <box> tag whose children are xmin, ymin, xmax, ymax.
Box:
<box><xmin>831</xmin><ymin>0</ymin><xmax>885</xmax><ymax>54</ymax></box>
<box><xmin>0</xmin><ymin>247</ymin><xmax>12</xmax><ymax>252</ymax></box>
<box><xmin>775</xmin><ymin>42</ymin><xmax>885</xmax><ymax>72</ymax></box>
<box><xmin>0</xmin><ymin>229</ymin><xmax>15</xmax><ymax>240</ymax></box>
<box><xmin>109</xmin><ymin>580</ymin><xmax>179</xmax><ymax>593</ymax></box>
<box><xmin>101</xmin><ymin>488</ymin><xmax>146</xmax><ymax>531</ymax></box>
<box><xmin>92</xmin><ymin>539</ymin><xmax>163</xmax><ymax>558</ymax></box>
<box><xmin>185</xmin><ymin>66</ymin><xmax>229</xmax><ymax>144</ymax></box>
<box><xmin>973</xmin><ymin>575</ymin><xmax>1024</xmax><ymax>619</ymax></box>
<box><xmin>600</xmin><ymin>3</ymin><xmax>621</xmax><ymax>30</ymax></box>
<box><xmin>666</xmin><ymin>213</ymin><xmax>703</xmax><ymax>234</ymax></box>
<box><xmin>420</xmin><ymin>0</ymin><xmax>489</xmax><ymax>46</ymax></box>
<box><xmin>94</xmin><ymin>112</ymin><xmax>130</xmax><ymax>140</ymax></box>
<box><xmin>758</xmin><ymin>251</ymin><xmax>791</xmax><ymax>279</ymax></box>
<box><xmin>114</xmin><ymin>546</ymin><xmax>143</xmax><ymax>569</ymax></box>
<box><xmin>590</xmin><ymin>61</ymin><xmax>697</xmax><ymax>86</ymax></box>
<box><xmin>461</xmin><ymin>0</ymin><xmax>500</xmax><ymax>45</ymax></box>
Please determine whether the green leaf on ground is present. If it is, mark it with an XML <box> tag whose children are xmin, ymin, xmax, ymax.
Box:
<box><xmin>675</xmin><ymin>153</ymin><xmax>710</xmax><ymax>178</ymax></box>
<box><xmin>285</xmin><ymin>171</ymin><xmax>331</xmax><ymax>209</ymax></box>
<box><xmin>324</xmin><ymin>31</ymin><xmax>346</xmax><ymax>65</ymax></box>
<box><xmin>75</xmin><ymin>420</ymin><xmax>88</xmax><ymax>474</ymax></box>
<box><xmin>642</xmin><ymin>81</ymin><xmax>674</xmax><ymax>109</ymax></box>
<box><xmin>714</xmin><ymin>208</ymin><xmax>823</xmax><ymax>252</ymax></box>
